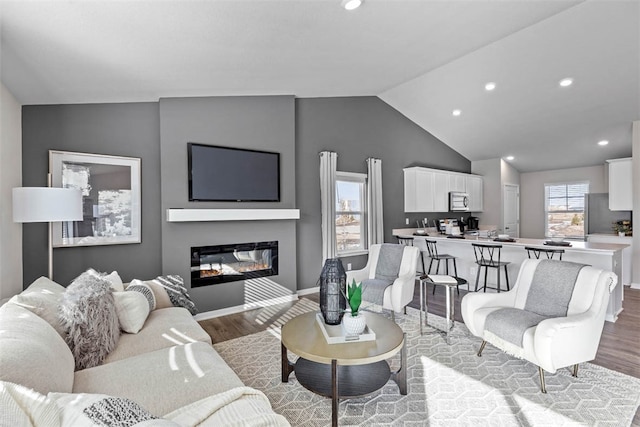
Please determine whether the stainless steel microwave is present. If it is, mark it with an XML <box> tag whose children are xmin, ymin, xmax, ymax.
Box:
<box><xmin>449</xmin><ymin>192</ymin><xmax>469</xmax><ymax>211</ymax></box>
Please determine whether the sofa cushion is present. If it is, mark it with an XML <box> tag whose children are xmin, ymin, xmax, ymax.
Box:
<box><xmin>113</xmin><ymin>291</ymin><xmax>150</xmax><ymax>334</ymax></box>
<box><xmin>0</xmin><ymin>304</ymin><xmax>75</xmax><ymax>394</ymax></box>
<box><xmin>73</xmin><ymin>342</ymin><xmax>244</xmax><ymax>416</ymax></box>
<box><xmin>59</xmin><ymin>270</ymin><xmax>121</xmax><ymax>370</ymax></box>
<box><xmin>103</xmin><ymin>307</ymin><xmax>212</xmax><ymax>364</ymax></box>
<box><xmin>7</xmin><ymin>276</ymin><xmax>67</xmax><ymax>338</ymax></box>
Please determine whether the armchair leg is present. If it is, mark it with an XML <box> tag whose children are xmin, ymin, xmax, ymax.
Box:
<box><xmin>538</xmin><ymin>367</ymin><xmax>547</xmax><ymax>393</ymax></box>
<box><xmin>403</xmin><ymin>306</ymin><xmax>407</xmax><ymax>315</ymax></box>
<box><xmin>391</xmin><ymin>310</ymin><xmax>395</xmax><ymax>322</ymax></box>
<box><xmin>572</xmin><ymin>364</ymin><xmax>579</xmax><ymax>377</ymax></box>
<box><xmin>477</xmin><ymin>340</ymin><xmax>487</xmax><ymax>357</ymax></box>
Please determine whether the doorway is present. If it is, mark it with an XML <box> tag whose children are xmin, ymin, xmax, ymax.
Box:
<box><xmin>503</xmin><ymin>184</ymin><xmax>519</xmax><ymax>238</ymax></box>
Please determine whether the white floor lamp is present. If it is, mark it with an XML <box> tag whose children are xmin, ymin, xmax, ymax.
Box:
<box><xmin>12</xmin><ymin>187</ymin><xmax>83</xmax><ymax>280</ymax></box>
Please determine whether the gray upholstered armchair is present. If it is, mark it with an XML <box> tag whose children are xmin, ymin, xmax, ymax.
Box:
<box><xmin>346</xmin><ymin>243</ymin><xmax>419</xmax><ymax>317</ymax></box>
<box><xmin>461</xmin><ymin>258</ymin><xmax>617</xmax><ymax>393</ymax></box>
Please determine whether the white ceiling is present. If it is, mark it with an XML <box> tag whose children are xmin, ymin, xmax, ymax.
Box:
<box><xmin>1</xmin><ymin>0</ymin><xmax>638</xmax><ymax>172</ymax></box>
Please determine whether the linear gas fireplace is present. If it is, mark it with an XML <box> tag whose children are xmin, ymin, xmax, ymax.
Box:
<box><xmin>191</xmin><ymin>241</ymin><xmax>278</xmax><ymax>287</ymax></box>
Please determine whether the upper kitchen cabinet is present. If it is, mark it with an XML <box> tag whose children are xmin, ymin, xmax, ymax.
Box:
<box><xmin>404</xmin><ymin>167</ymin><xmax>436</xmax><ymax>212</ymax></box>
<box><xmin>448</xmin><ymin>173</ymin><xmax>466</xmax><ymax>192</ymax></box>
<box><xmin>607</xmin><ymin>158</ymin><xmax>632</xmax><ymax>211</ymax></box>
<box><xmin>466</xmin><ymin>174</ymin><xmax>484</xmax><ymax>212</ymax></box>
<box><xmin>433</xmin><ymin>171</ymin><xmax>451</xmax><ymax>212</ymax></box>
<box><xmin>404</xmin><ymin>167</ymin><xmax>483</xmax><ymax>212</ymax></box>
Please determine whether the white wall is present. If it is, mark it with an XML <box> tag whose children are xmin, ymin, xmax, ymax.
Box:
<box><xmin>520</xmin><ymin>165</ymin><xmax>606</xmax><ymax>238</ymax></box>
<box><xmin>472</xmin><ymin>159</ymin><xmax>501</xmax><ymax>229</ymax></box>
<box><xmin>472</xmin><ymin>158</ymin><xmax>520</xmax><ymax>234</ymax></box>
<box><xmin>0</xmin><ymin>83</ymin><xmax>23</xmax><ymax>301</ymax></box>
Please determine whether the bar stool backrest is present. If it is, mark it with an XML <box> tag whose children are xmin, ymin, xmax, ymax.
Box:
<box><xmin>472</xmin><ymin>243</ymin><xmax>502</xmax><ymax>267</ymax></box>
<box><xmin>524</xmin><ymin>246</ymin><xmax>564</xmax><ymax>260</ymax></box>
<box><xmin>424</xmin><ymin>239</ymin><xmax>439</xmax><ymax>257</ymax></box>
<box><xmin>397</xmin><ymin>237</ymin><xmax>414</xmax><ymax>246</ymax></box>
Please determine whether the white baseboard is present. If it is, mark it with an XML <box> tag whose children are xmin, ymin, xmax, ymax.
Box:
<box><xmin>194</xmin><ymin>293</ymin><xmax>299</xmax><ymax>321</ymax></box>
<box><xmin>630</xmin><ymin>282</ymin><xmax>640</xmax><ymax>290</ymax></box>
<box><xmin>297</xmin><ymin>286</ymin><xmax>319</xmax><ymax>296</ymax></box>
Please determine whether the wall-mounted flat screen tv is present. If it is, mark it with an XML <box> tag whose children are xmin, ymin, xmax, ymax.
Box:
<box><xmin>188</xmin><ymin>143</ymin><xmax>280</xmax><ymax>202</ymax></box>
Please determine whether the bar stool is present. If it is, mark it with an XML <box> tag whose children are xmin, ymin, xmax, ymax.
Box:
<box><xmin>424</xmin><ymin>239</ymin><xmax>460</xmax><ymax>295</ymax></box>
<box><xmin>472</xmin><ymin>243</ymin><xmax>510</xmax><ymax>293</ymax></box>
<box><xmin>525</xmin><ymin>246</ymin><xmax>564</xmax><ymax>260</ymax></box>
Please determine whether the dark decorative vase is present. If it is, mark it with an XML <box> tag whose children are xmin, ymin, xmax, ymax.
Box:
<box><xmin>319</xmin><ymin>258</ymin><xmax>347</xmax><ymax>325</ymax></box>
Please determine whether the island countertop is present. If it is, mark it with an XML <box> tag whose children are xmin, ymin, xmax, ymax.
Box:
<box><xmin>391</xmin><ymin>228</ymin><xmax>626</xmax><ymax>322</ymax></box>
<box><xmin>392</xmin><ymin>228</ymin><xmax>629</xmax><ymax>254</ymax></box>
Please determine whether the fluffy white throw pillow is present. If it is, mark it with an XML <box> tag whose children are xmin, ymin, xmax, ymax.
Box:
<box><xmin>113</xmin><ymin>291</ymin><xmax>150</xmax><ymax>334</ymax></box>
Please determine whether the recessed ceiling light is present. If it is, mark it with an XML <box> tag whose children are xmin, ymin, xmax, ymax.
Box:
<box><xmin>341</xmin><ymin>0</ymin><xmax>362</xmax><ymax>10</ymax></box>
<box><xmin>485</xmin><ymin>82</ymin><xmax>496</xmax><ymax>91</ymax></box>
<box><xmin>452</xmin><ymin>109</ymin><xmax>461</xmax><ymax>117</ymax></box>
<box><xmin>559</xmin><ymin>78</ymin><xmax>573</xmax><ymax>87</ymax></box>
<box><xmin>506</xmin><ymin>156</ymin><xmax>515</xmax><ymax>161</ymax></box>
<box><xmin>598</xmin><ymin>140</ymin><xmax>609</xmax><ymax>146</ymax></box>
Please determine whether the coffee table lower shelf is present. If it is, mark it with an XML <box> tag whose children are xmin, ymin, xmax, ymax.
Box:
<box><xmin>295</xmin><ymin>358</ymin><xmax>391</xmax><ymax>398</ymax></box>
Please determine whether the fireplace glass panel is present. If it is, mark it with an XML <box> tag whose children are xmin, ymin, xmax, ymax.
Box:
<box><xmin>191</xmin><ymin>241</ymin><xmax>278</xmax><ymax>287</ymax></box>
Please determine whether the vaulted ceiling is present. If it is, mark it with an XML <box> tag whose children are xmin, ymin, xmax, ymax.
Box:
<box><xmin>1</xmin><ymin>0</ymin><xmax>637</xmax><ymax>172</ymax></box>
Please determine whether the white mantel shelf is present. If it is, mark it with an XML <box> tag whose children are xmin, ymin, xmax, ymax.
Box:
<box><xmin>166</xmin><ymin>208</ymin><xmax>300</xmax><ymax>222</ymax></box>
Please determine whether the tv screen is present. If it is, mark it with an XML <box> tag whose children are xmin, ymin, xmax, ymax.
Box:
<box><xmin>188</xmin><ymin>143</ymin><xmax>280</xmax><ymax>202</ymax></box>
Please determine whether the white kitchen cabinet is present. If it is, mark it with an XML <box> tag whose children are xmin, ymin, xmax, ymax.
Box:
<box><xmin>404</xmin><ymin>167</ymin><xmax>484</xmax><ymax>213</ymax></box>
<box><xmin>448</xmin><ymin>173</ymin><xmax>466</xmax><ymax>192</ymax></box>
<box><xmin>607</xmin><ymin>158</ymin><xmax>632</xmax><ymax>211</ymax></box>
<box><xmin>466</xmin><ymin>174</ymin><xmax>484</xmax><ymax>212</ymax></box>
<box><xmin>587</xmin><ymin>234</ymin><xmax>632</xmax><ymax>286</ymax></box>
<box><xmin>433</xmin><ymin>171</ymin><xmax>450</xmax><ymax>212</ymax></box>
<box><xmin>404</xmin><ymin>168</ymin><xmax>436</xmax><ymax>212</ymax></box>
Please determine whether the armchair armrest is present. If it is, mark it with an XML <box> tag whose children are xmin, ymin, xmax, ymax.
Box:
<box><xmin>533</xmin><ymin>308</ymin><xmax>607</xmax><ymax>372</ymax></box>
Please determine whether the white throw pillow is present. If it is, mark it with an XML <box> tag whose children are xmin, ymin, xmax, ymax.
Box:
<box><xmin>113</xmin><ymin>291</ymin><xmax>150</xmax><ymax>334</ymax></box>
<box><xmin>102</xmin><ymin>270</ymin><xmax>125</xmax><ymax>292</ymax></box>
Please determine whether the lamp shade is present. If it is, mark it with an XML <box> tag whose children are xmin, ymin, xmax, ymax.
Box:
<box><xmin>13</xmin><ymin>187</ymin><xmax>83</xmax><ymax>223</ymax></box>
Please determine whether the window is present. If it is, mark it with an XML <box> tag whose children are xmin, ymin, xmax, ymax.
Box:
<box><xmin>545</xmin><ymin>182</ymin><xmax>589</xmax><ymax>238</ymax></box>
<box><xmin>335</xmin><ymin>172</ymin><xmax>367</xmax><ymax>255</ymax></box>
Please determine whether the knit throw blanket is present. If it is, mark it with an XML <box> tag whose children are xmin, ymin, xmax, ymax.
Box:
<box><xmin>485</xmin><ymin>260</ymin><xmax>586</xmax><ymax>348</ymax></box>
<box><xmin>361</xmin><ymin>244</ymin><xmax>405</xmax><ymax>305</ymax></box>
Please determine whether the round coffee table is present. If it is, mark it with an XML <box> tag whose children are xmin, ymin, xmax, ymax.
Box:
<box><xmin>281</xmin><ymin>311</ymin><xmax>406</xmax><ymax>427</ymax></box>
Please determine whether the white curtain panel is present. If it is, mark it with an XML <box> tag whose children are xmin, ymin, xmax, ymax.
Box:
<box><xmin>319</xmin><ymin>151</ymin><xmax>338</xmax><ymax>264</ymax></box>
<box><xmin>367</xmin><ymin>158</ymin><xmax>384</xmax><ymax>246</ymax></box>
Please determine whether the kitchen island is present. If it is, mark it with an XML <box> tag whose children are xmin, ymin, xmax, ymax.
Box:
<box><xmin>392</xmin><ymin>228</ymin><xmax>628</xmax><ymax>322</ymax></box>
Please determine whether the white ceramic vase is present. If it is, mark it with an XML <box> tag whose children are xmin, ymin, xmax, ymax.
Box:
<box><xmin>343</xmin><ymin>313</ymin><xmax>366</xmax><ymax>335</ymax></box>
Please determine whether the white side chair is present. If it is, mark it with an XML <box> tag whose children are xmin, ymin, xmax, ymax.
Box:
<box><xmin>347</xmin><ymin>243</ymin><xmax>420</xmax><ymax>318</ymax></box>
<box><xmin>461</xmin><ymin>258</ymin><xmax>617</xmax><ymax>393</ymax></box>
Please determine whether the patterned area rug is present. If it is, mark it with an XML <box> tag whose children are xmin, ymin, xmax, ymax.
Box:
<box><xmin>213</xmin><ymin>300</ymin><xmax>640</xmax><ymax>426</ymax></box>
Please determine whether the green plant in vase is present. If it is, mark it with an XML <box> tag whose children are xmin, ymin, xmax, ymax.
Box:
<box><xmin>347</xmin><ymin>279</ymin><xmax>362</xmax><ymax>316</ymax></box>
<box><xmin>343</xmin><ymin>279</ymin><xmax>366</xmax><ymax>335</ymax></box>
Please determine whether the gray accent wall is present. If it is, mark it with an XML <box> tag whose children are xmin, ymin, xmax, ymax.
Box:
<box><xmin>295</xmin><ymin>97</ymin><xmax>470</xmax><ymax>289</ymax></box>
<box><xmin>20</xmin><ymin>95</ymin><xmax>470</xmax><ymax>309</ymax></box>
<box><xmin>21</xmin><ymin>103</ymin><xmax>162</xmax><ymax>286</ymax></box>
<box><xmin>159</xmin><ymin>96</ymin><xmax>297</xmax><ymax>313</ymax></box>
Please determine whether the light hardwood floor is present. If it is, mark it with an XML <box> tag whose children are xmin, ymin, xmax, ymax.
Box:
<box><xmin>199</xmin><ymin>284</ymin><xmax>640</xmax><ymax>424</ymax></box>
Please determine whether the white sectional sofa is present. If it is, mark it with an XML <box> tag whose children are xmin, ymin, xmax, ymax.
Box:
<box><xmin>0</xmin><ymin>276</ymin><xmax>289</xmax><ymax>426</ymax></box>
